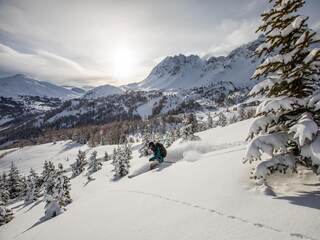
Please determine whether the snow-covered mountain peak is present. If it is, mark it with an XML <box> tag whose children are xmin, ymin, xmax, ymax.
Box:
<box><xmin>83</xmin><ymin>84</ymin><xmax>125</xmax><ymax>99</ymax></box>
<box><xmin>228</xmin><ymin>35</ymin><xmax>265</xmax><ymax>60</ymax></box>
<box><xmin>150</xmin><ymin>54</ymin><xmax>203</xmax><ymax>79</ymax></box>
<box><xmin>0</xmin><ymin>75</ymin><xmax>82</xmax><ymax>99</ymax></box>
<box><xmin>11</xmin><ymin>73</ymin><xmax>26</xmax><ymax>78</ymax></box>
<box><xmin>136</xmin><ymin>37</ymin><xmax>265</xmax><ymax>91</ymax></box>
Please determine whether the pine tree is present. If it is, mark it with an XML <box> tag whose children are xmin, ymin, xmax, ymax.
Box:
<box><xmin>87</xmin><ymin>150</ymin><xmax>102</xmax><ymax>174</ymax></box>
<box><xmin>0</xmin><ymin>172</ymin><xmax>9</xmax><ymax>204</ymax></box>
<box><xmin>0</xmin><ymin>204</ymin><xmax>14</xmax><ymax>226</ymax></box>
<box><xmin>163</xmin><ymin>130</ymin><xmax>175</xmax><ymax>148</ymax></box>
<box><xmin>24</xmin><ymin>175</ymin><xmax>37</xmax><ymax>204</ymax></box>
<box><xmin>111</xmin><ymin>147</ymin><xmax>117</xmax><ymax>166</ymax></box>
<box><xmin>180</xmin><ymin>114</ymin><xmax>201</xmax><ymax>142</ymax></box>
<box><xmin>207</xmin><ymin>113</ymin><xmax>214</xmax><ymax>129</ymax></box>
<box><xmin>139</xmin><ymin>128</ymin><xmax>152</xmax><ymax>157</ymax></box>
<box><xmin>112</xmin><ymin>145</ymin><xmax>131</xmax><ymax>178</ymax></box>
<box><xmin>7</xmin><ymin>162</ymin><xmax>23</xmax><ymax>199</ymax></box>
<box><xmin>154</xmin><ymin>132</ymin><xmax>163</xmax><ymax>144</ymax></box>
<box><xmin>186</xmin><ymin>113</ymin><xmax>198</xmax><ymax>133</ymax></box>
<box><xmin>71</xmin><ymin>150</ymin><xmax>87</xmax><ymax>177</ymax></box>
<box><xmin>123</xmin><ymin>144</ymin><xmax>133</xmax><ymax>163</ymax></box>
<box><xmin>20</xmin><ymin>176</ymin><xmax>28</xmax><ymax>198</ymax></box>
<box><xmin>29</xmin><ymin>168</ymin><xmax>41</xmax><ymax>197</ymax></box>
<box><xmin>44</xmin><ymin>163</ymin><xmax>71</xmax><ymax>219</ymax></box>
<box><xmin>42</xmin><ymin>161</ymin><xmax>56</xmax><ymax>187</ymax></box>
<box><xmin>55</xmin><ymin>165</ymin><xmax>72</xmax><ymax>206</ymax></box>
<box><xmin>29</xmin><ymin>168</ymin><xmax>38</xmax><ymax>181</ymax></box>
<box><xmin>42</xmin><ymin>161</ymin><xmax>56</xmax><ymax>202</ymax></box>
<box><xmin>244</xmin><ymin>0</ymin><xmax>320</xmax><ymax>179</ymax></box>
<box><xmin>173</xmin><ymin>127</ymin><xmax>181</xmax><ymax>140</ymax></box>
<box><xmin>103</xmin><ymin>151</ymin><xmax>109</xmax><ymax>161</ymax></box>
<box><xmin>217</xmin><ymin>112</ymin><xmax>227</xmax><ymax>127</ymax></box>
<box><xmin>24</xmin><ymin>168</ymin><xmax>41</xmax><ymax>204</ymax></box>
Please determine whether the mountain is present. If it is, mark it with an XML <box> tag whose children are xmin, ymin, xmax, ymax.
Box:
<box><xmin>134</xmin><ymin>36</ymin><xmax>264</xmax><ymax>90</ymax></box>
<box><xmin>83</xmin><ymin>84</ymin><xmax>125</xmax><ymax>99</ymax></box>
<box><xmin>63</xmin><ymin>86</ymin><xmax>87</xmax><ymax>95</ymax></box>
<box><xmin>0</xmin><ymin>36</ymin><xmax>265</xmax><ymax>147</ymax></box>
<box><xmin>0</xmin><ymin>74</ymin><xmax>81</xmax><ymax>99</ymax></box>
<box><xmin>0</xmin><ymin>84</ymin><xmax>254</xmax><ymax>148</ymax></box>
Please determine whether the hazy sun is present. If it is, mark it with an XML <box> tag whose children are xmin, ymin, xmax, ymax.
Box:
<box><xmin>111</xmin><ymin>45</ymin><xmax>138</xmax><ymax>80</ymax></box>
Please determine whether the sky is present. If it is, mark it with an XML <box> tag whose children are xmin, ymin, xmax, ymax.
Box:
<box><xmin>0</xmin><ymin>0</ymin><xmax>319</xmax><ymax>87</ymax></box>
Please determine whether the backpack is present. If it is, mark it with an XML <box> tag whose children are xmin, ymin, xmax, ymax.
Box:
<box><xmin>156</xmin><ymin>142</ymin><xmax>167</xmax><ymax>158</ymax></box>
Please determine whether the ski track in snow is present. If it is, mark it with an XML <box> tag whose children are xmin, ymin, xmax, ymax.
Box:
<box><xmin>118</xmin><ymin>140</ymin><xmax>318</xmax><ymax>240</ymax></box>
<box><xmin>112</xmin><ymin>190</ymin><xmax>318</xmax><ymax>240</ymax></box>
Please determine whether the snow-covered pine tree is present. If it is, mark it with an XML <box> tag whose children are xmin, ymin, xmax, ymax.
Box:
<box><xmin>207</xmin><ymin>113</ymin><xmax>214</xmax><ymax>129</ymax></box>
<box><xmin>43</xmin><ymin>165</ymin><xmax>60</xmax><ymax>219</ymax></box>
<box><xmin>112</xmin><ymin>147</ymin><xmax>120</xmax><ymax>177</ymax></box>
<box><xmin>180</xmin><ymin>114</ymin><xmax>201</xmax><ymax>142</ymax></box>
<box><xmin>173</xmin><ymin>127</ymin><xmax>181</xmax><ymax>140</ymax></box>
<box><xmin>103</xmin><ymin>151</ymin><xmax>109</xmax><ymax>161</ymax></box>
<box><xmin>61</xmin><ymin>175</ymin><xmax>72</xmax><ymax>206</ymax></box>
<box><xmin>154</xmin><ymin>132</ymin><xmax>163</xmax><ymax>144</ymax></box>
<box><xmin>244</xmin><ymin>0</ymin><xmax>320</xmax><ymax>179</ymax></box>
<box><xmin>71</xmin><ymin>150</ymin><xmax>87</xmax><ymax>177</ymax></box>
<box><xmin>24</xmin><ymin>175</ymin><xmax>37</xmax><ymax>204</ymax></box>
<box><xmin>28</xmin><ymin>168</ymin><xmax>41</xmax><ymax>197</ymax></box>
<box><xmin>44</xmin><ymin>163</ymin><xmax>71</xmax><ymax>219</ymax></box>
<box><xmin>0</xmin><ymin>172</ymin><xmax>9</xmax><ymax>204</ymax></box>
<box><xmin>0</xmin><ymin>189</ymin><xmax>9</xmax><ymax>205</ymax></box>
<box><xmin>123</xmin><ymin>144</ymin><xmax>133</xmax><ymax>163</ymax></box>
<box><xmin>42</xmin><ymin>161</ymin><xmax>56</xmax><ymax>200</ymax></box>
<box><xmin>139</xmin><ymin>128</ymin><xmax>152</xmax><ymax>157</ymax></box>
<box><xmin>20</xmin><ymin>176</ymin><xmax>28</xmax><ymax>198</ymax></box>
<box><xmin>187</xmin><ymin>113</ymin><xmax>198</xmax><ymax>133</ymax></box>
<box><xmin>163</xmin><ymin>130</ymin><xmax>175</xmax><ymax>148</ymax></box>
<box><xmin>0</xmin><ymin>172</ymin><xmax>7</xmax><ymax>186</ymax></box>
<box><xmin>7</xmin><ymin>162</ymin><xmax>23</xmax><ymax>199</ymax></box>
<box><xmin>29</xmin><ymin>168</ymin><xmax>39</xmax><ymax>181</ymax></box>
<box><xmin>112</xmin><ymin>145</ymin><xmax>130</xmax><ymax>178</ymax></box>
<box><xmin>55</xmin><ymin>165</ymin><xmax>72</xmax><ymax>206</ymax></box>
<box><xmin>42</xmin><ymin>161</ymin><xmax>56</xmax><ymax>186</ymax></box>
<box><xmin>0</xmin><ymin>204</ymin><xmax>14</xmax><ymax>226</ymax></box>
<box><xmin>217</xmin><ymin>112</ymin><xmax>227</xmax><ymax>127</ymax></box>
<box><xmin>87</xmin><ymin>150</ymin><xmax>102</xmax><ymax>174</ymax></box>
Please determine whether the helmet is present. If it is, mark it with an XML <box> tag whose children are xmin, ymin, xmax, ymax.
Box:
<box><xmin>148</xmin><ymin>142</ymin><xmax>155</xmax><ymax>150</ymax></box>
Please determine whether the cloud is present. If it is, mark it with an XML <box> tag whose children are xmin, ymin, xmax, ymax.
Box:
<box><xmin>311</xmin><ymin>21</ymin><xmax>320</xmax><ymax>31</ymax></box>
<box><xmin>0</xmin><ymin>0</ymin><xmax>319</xmax><ymax>86</ymax></box>
<box><xmin>0</xmin><ymin>43</ymin><xmax>112</xmax><ymax>86</ymax></box>
<box><xmin>206</xmin><ymin>19</ymin><xmax>259</xmax><ymax>57</ymax></box>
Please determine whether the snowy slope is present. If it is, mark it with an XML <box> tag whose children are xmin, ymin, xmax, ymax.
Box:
<box><xmin>0</xmin><ymin>119</ymin><xmax>319</xmax><ymax>240</ymax></box>
<box><xmin>135</xmin><ymin>36</ymin><xmax>264</xmax><ymax>90</ymax></box>
<box><xmin>0</xmin><ymin>74</ymin><xmax>81</xmax><ymax>99</ymax></box>
<box><xmin>83</xmin><ymin>84</ymin><xmax>124</xmax><ymax>99</ymax></box>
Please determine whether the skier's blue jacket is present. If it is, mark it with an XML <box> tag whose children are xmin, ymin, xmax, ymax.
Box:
<box><xmin>149</xmin><ymin>146</ymin><xmax>164</xmax><ymax>163</ymax></box>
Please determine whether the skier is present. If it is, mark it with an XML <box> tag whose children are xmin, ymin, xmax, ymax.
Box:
<box><xmin>148</xmin><ymin>142</ymin><xmax>167</xmax><ymax>169</ymax></box>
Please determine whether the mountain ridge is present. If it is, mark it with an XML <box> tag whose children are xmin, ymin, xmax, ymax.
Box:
<box><xmin>0</xmin><ymin>74</ymin><xmax>82</xmax><ymax>99</ymax></box>
<box><xmin>134</xmin><ymin>35</ymin><xmax>264</xmax><ymax>91</ymax></box>
<box><xmin>0</xmin><ymin>36</ymin><xmax>265</xmax><ymax>99</ymax></box>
